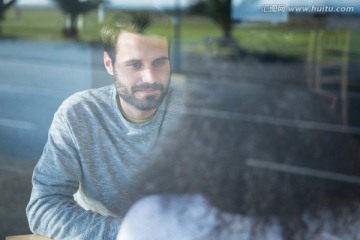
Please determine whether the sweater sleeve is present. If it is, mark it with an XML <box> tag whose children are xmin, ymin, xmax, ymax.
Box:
<box><xmin>26</xmin><ymin>110</ymin><xmax>122</xmax><ymax>240</ymax></box>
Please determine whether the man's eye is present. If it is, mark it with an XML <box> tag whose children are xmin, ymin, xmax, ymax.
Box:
<box><xmin>153</xmin><ymin>59</ymin><xmax>166</xmax><ymax>67</ymax></box>
<box><xmin>128</xmin><ymin>62</ymin><xmax>142</xmax><ymax>69</ymax></box>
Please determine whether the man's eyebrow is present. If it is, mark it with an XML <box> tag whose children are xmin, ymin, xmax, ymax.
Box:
<box><xmin>124</xmin><ymin>59</ymin><xmax>142</xmax><ymax>64</ymax></box>
<box><xmin>123</xmin><ymin>57</ymin><xmax>169</xmax><ymax>64</ymax></box>
<box><xmin>154</xmin><ymin>56</ymin><xmax>169</xmax><ymax>61</ymax></box>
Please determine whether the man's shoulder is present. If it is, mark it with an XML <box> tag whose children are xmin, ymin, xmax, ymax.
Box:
<box><xmin>58</xmin><ymin>84</ymin><xmax>114</xmax><ymax>115</ymax></box>
<box><xmin>66</xmin><ymin>84</ymin><xmax>113</xmax><ymax>103</ymax></box>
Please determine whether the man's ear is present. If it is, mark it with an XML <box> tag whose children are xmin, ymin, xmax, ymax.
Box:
<box><xmin>104</xmin><ymin>52</ymin><xmax>114</xmax><ymax>75</ymax></box>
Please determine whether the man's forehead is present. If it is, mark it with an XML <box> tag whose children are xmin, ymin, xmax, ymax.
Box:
<box><xmin>116</xmin><ymin>31</ymin><xmax>168</xmax><ymax>49</ymax></box>
<box><xmin>115</xmin><ymin>31</ymin><xmax>169</xmax><ymax>62</ymax></box>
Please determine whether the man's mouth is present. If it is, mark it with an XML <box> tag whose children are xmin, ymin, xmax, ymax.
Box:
<box><xmin>137</xmin><ymin>88</ymin><xmax>159</xmax><ymax>94</ymax></box>
<box><xmin>133</xmin><ymin>84</ymin><xmax>163</xmax><ymax>93</ymax></box>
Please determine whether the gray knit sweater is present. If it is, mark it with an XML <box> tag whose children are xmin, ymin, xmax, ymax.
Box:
<box><xmin>26</xmin><ymin>84</ymin><xmax>183</xmax><ymax>240</ymax></box>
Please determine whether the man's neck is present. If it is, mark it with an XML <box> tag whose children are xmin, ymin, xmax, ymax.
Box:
<box><xmin>118</xmin><ymin>97</ymin><xmax>157</xmax><ymax>123</ymax></box>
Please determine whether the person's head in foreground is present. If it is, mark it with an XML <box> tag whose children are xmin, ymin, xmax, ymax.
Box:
<box><xmin>101</xmin><ymin>10</ymin><xmax>172</xmax><ymax>121</ymax></box>
<box><xmin>117</xmin><ymin>85</ymin><xmax>360</xmax><ymax>240</ymax></box>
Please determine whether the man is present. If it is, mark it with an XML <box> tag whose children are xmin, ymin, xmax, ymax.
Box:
<box><xmin>26</xmin><ymin>11</ymin><xmax>182</xmax><ymax>239</ymax></box>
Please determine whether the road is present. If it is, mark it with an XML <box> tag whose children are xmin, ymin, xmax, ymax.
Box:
<box><xmin>2</xmin><ymin>38</ymin><xmax>360</xmax><ymax>161</ymax></box>
<box><xmin>0</xmin><ymin>39</ymin><xmax>112</xmax><ymax>161</ymax></box>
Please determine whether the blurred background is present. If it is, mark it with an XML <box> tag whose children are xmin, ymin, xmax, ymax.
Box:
<box><xmin>1</xmin><ymin>0</ymin><xmax>360</xmax><ymax>238</ymax></box>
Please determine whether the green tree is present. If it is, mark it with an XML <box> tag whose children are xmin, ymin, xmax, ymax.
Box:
<box><xmin>188</xmin><ymin>0</ymin><xmax>233</xmax><ymax>38</ymax></box>
<box><xmin>0</xmin><ymin>0</ymin><xmax>16</xmax><ymax>35</ymax></box>
<box><xmin>53</xmin><ymin>0</ymin><xmax>103</xmax><ymax>39</ymax></box>
<box><xmin>209</xmin><ymin>0</ymin><xmax>232</xmax><ymax>38</ymax></box>
<box><xmin>188</xmin><ymin>0</ymin><xmax>241</xmax><ymax>58</ymax></box>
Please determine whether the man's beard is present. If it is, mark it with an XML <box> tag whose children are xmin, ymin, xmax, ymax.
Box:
<box><xmin>115</xmin><ymin>81</ymin><xmax>169</xmax><ymax>111</ymax></box>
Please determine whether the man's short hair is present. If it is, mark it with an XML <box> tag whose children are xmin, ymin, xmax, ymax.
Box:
<box><xmin>101</xmin><ymin>10</ymin><xmax>173</xmax><ymax>63</ymax></box>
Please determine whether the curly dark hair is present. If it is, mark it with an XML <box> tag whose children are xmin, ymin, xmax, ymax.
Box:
<box><xmin>130</xmin><ymin>82</ymin><xmax>360</xmax><ymax>239</ymax></box>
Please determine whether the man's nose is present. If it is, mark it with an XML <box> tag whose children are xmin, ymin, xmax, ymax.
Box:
<box><xmin>141</xmin><ymin>68</ymin><xmax>156</xmax><ymax>83</ymax></box>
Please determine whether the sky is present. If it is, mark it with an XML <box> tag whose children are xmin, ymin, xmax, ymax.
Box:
<box><xmin>16</xmin><ymin>0</ymin><xmax>193</xmax><ymax>9</ymax></box>
<box><xmin>17</xmin><ymin>0</ymin><xmax>360</xmax><ymax>6</ymax></box>
<box><xmin>16</xmin><ymin>0</ymin><xmax>360</xmax><ymax>9</ymax></box>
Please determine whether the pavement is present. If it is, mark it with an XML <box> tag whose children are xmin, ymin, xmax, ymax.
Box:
<box><xmin>0</xmin><ymin>156</ymin><xmax>34</xmax><ymax>239</ymax></box>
